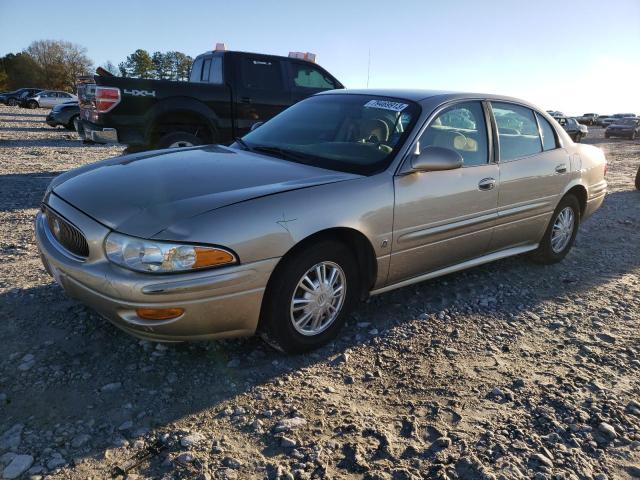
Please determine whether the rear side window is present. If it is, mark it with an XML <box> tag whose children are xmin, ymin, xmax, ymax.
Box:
<box><xmin>209</xmin><ymin>56</ymin><xmax>223</xmax><ymax>84</ymax></box>
<box><xmin>536</xmin><ymin>113</ymin><xmax>558</xmax><ymax>151</ymax></box>
<box><xmin>491</xmin><ymin>102</ymin><xmax>542</xmax><ymax>161</ymax></box>
<box><xmin>201</xmin><ymin>58</ymin><xmax>211</xmax><ymax>82</ymax></box>
<box><xmin>419</xmin><ymin>101</ymin><xmax>489</xmax><ymax>166</ymax></box>
<box><xmin>189</xmin><ymin>58</ymin><xmax>204</xmax><ymax>83</ymax></box>
<box><xmin>242</xmin><ymin>58</ymin><xmax>283</xmax><ymax>90</ymax></box>
<box><xmin>290</xmin><ymin>63</ymin><xmax>335</xmax><ymax>89</ymax></box>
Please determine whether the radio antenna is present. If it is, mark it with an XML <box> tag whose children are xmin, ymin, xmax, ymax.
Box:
<box><xmin>366</xmin><ymin>48</ymin><xmax>371</xmax><ymax>88</ymax></box>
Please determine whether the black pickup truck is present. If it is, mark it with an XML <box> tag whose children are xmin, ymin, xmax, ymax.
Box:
<box><xmin>77</xmin><ymin>49</ymin><xmax>343</xmax><ymax>150</ymax></box>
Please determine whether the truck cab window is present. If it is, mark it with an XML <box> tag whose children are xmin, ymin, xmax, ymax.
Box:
<box><xmin>202</xmin><ymin>59</ymin><xmax>211</xmax><ymax>82</ymax></box>
<box><xmin>242</xmin><ymin>58</ymin><xmax>282</xmax><ymax>90</ymax></box>
<box><xmin>291</xmin><ymin>64</ymin><xmax>334</xmax><ymax>89</ymax></box>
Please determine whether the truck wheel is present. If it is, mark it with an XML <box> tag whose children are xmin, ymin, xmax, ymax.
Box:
<box><xmin>635</xmin><ymin>166</ymin><xmax>640</xmax><ymax>190</ymax></box>
<box><xmin>157</xmin><ymin>132</ymin><xmax>203</xmax><ymax>149</ymax></box>
<box><xmin>65</xmin><ymin>115</ymin><xmax>79</xmax><ymax>131</ymax></box>
<box><xmin>27</xmin><ymin>100</ymin><xmax>38</xmax><ymax>109</ymax></box>
<box><xmin>574</xmin><ymin>133</ymin><xmax>581</xmax><ymax>143</ymax></box>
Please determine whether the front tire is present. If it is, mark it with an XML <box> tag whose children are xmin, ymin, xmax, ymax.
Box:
<box><xmin>157</xmin><ymin>131</ymin><xmax>203</xmax><ymax>149</ymax></box>
<box><xmin>27</xmin><ymin>100</ymin><xmax>38</xmax><ymax>109</ymax></box>
<box><xmin>260</xmin><ymin>240</ymin><xmax>360</xmax><ymax>354</ymax></box>
<box><xmin>7</xmin><ymin>98</ymin><xmax>17</xmax><ymax>106</ymax></box>
<box><xmin>531</xmin><ymin>195</ymin><xmax>580</xmax><ymax>264</ymax></box>
<box><xmin>574</xmin><ymin>133</ymin><xmax>582</xmax><ymax>143</ymax></box>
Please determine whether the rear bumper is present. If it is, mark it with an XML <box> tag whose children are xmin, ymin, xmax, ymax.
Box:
<box><xmin>605</xmin><ymin>130</ymin><xmax>634</xmax><ymax>138</ymax></box>
<box><xmin>34</xmin><ymin>195</ymin><xmax>277</xmax><ymax>342</ymax></box>
<box><xmin>79</xmin><ymin>120</ymin><xmax>119</xmax><ymax>143</ymax></box>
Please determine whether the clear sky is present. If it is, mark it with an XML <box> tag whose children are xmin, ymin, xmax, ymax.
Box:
<box><xmin>1</xmin><ymin>0</ymin><xmax>638</xmax><ymax>115</ymax></box>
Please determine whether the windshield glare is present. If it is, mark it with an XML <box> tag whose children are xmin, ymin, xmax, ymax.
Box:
<box><xmin>240</xmin><ymin>95</ymin><xmax>420</xmax><ymax>175</ymax></box>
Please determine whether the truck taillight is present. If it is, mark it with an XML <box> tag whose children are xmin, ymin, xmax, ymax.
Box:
<box><xmin>95</xmin><ymin>86</ymin><xmax>120</xmax><ymax>113</ymax></box>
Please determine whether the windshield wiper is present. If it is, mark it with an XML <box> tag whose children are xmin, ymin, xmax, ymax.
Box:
<box><xmin>251</xmin><ymin>145</ymin><xmax>316</xmax><ymax>162</ymax></box>
<box><xmin>233</xmin><ymin>137</ymin><xmax>253</xmax><ymax>152</ymax></box>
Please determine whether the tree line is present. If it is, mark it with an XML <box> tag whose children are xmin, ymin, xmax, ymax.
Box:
<box><xmin>0</xmin><ymin>41</ymin><xmax>194</xmax><ymax>92</ymax></box>
<box><xmin>0</xmin><ymin>40</ymin><xmax>92</xmax><ymax>92</ymax></box>
<box><xmin>117</xmin><ymin>49</ymin><xmax>193</xmax><ymax>81</ymax></box>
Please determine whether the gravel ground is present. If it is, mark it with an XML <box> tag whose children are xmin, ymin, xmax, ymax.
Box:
<box><xmin>0</xmin><ymin>105</ymin><xmax>639</xmax><ymax>480</ymax></box>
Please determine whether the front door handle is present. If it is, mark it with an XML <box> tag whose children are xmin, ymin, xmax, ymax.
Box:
<box><xmin>555</xmin><ymin>164</ymin><xmax>567</xmax><ymax>174</ymax></box>
<box><xmin>478</xmin><ymin>178</ymin><xmax>496</xmax><ymax>191</ymax></box>
<box><xmin>241</xmin><ymin>96</ymin><xmax>252</xmax><ymax>104</ymax></box>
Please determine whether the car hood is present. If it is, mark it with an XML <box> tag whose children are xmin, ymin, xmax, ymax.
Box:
<box><xmin>609</xmin><ymin>123</ymin><xmax>634</xmax><ymax>128</ymax></box>
<box><xmin>51</xmin><ymin>145</ymin><xmax>361</xmax><ymax>238</ymax></box>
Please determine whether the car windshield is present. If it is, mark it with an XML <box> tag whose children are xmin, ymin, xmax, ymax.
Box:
<box><xmin>619</xmin><ymin>118</ymin><xmax>637</xmax><ymax>125</ymax></box>
<box><xmin>238</xmin><ymin>94</ymin><xmax>421</xmax><ymax>175</ymax></box>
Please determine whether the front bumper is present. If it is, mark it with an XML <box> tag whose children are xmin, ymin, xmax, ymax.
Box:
<box><xmin>78</xmin><ymin>120</ymin><xmax>119</xmax><ymax>143</ymax></box>
<box><xmin>35</xmin><ymin>194</ymin><xmax>277</xmax><ymax>341</ymax></box>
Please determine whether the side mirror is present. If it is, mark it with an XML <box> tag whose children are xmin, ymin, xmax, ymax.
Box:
<box><xmin>411</xmin><ymin>145</ymin><xmax>463</xmax><ymax>172</ymax></box>
<box><xmin>250</xmin><ymin>121</ymin><xmax>264</xmax><ymax>131</ymax></box>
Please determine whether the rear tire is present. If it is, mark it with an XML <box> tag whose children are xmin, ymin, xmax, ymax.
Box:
<box><xmin>531</xmin><ymin>195</ymin><xmax>580</xmax><ymax>265</ymax></box>
<box><xmin>157</xmin><ymin>131</ymin><xmax>203</xmax><ymax>149</ymax></box>
<box><xmin>259</xmin><ymin>240</ymin><xmax>360</xmax><ymax>354</ymax></box>
<box><xmin>7</xmin><ymin>98</ymin><xmax>17</xmax><ymax>106</ymax></box>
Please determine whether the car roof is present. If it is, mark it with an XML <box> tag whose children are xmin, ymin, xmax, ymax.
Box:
<box><xmin>315</xmin><ymin>88</ymin><xmax>543</xmax><ymax>109</ymax></box>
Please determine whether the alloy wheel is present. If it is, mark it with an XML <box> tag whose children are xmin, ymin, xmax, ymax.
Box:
<box><xmin>290</xmin><ymin>261</ymin><xmax>346</xmax><ymax>336</ymax></box>
<box><xmin>551</xmin><ymin>207</ymin><xmax>575</xmax><ymax>253</ymax></box>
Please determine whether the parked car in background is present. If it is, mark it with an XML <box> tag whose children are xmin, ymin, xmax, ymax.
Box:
<box><xmin>77</xmin><ymin>47</ymin><xmax>343</xmax><ymax>151</ymax></box>
<box><xmin>0</xmin><ymin>88</ymin><xmax>43</xmax><ymax>106</ymax></box>
<box><xmin>547</xmin><ymin>110</ymin><xmax>565</xmax><ymax>118</ymax></box>
<box><xmin>555</xmin><ymin>116</ymin><xmax>588</xmax><ymax>142</ymax></box>
<box><xmin>605</xmin><ymin>117</ymin><xmax>640</xmax><ymax>139</ymax></box>
<box><xmin>36</xmin><ymin>90</ymin><xmax>607</xmax><ymax>352</ymax></box>
<box><xmin>23</xmin><ymin>90</ymin><xmax>77</xmax><ymax>109</ymax></box>
<box><xmin>46</xmin><ymin>101</ymin><xmax>80</xmax><ymax>130</ymax></box>
<box><xmin>578</xmin><ymin>113</ymin><xmax>598</xmax><ymax>126</ymax></box>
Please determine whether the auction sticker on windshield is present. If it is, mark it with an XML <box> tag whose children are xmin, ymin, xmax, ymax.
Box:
<box><xmin>364</xmin><ymin>100</ymin><xmax>408</xmax><ymax>112</ymax></box>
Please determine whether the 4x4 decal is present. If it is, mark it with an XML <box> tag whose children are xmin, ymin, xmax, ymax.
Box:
<box><xmin>123</xmin><ymin>89</ymin><xmax>156</xmax><ymax>97</ymax></box>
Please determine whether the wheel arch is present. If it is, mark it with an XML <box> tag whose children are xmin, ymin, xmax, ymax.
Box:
<box><xmin>563</xmin><ymin>183</ymin><xmax>588</xmax><ymax>217</ymax></box>
<box><xmin>145</xmin><ymin>98</ymin><xmax>219</xmax><ymax>145</ymax></box>
<box><xmin>256</xmin><ymin>226</ymin><xmax>378</xmax><ymax>331</ymax></box>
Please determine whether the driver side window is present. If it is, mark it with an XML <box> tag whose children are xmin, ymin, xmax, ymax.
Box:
<box><xmin>418</xmin><ymin>101</ymin><xmax>489</xmax><ymax>166</ymax></box>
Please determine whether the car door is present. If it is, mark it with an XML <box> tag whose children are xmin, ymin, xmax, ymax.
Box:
<box><xmin>233</xmin><ymin>54</ymin><xmax>291</xmax><ymax>136</ymax></box>
<box><xmin>38</xmin><ymin>92</ymin><xmax>52</xmax><ymax>107</ymax></box>
<box><xmin>488</xmin><ymin>103</ymin><xmax>570</xmax><ymax>252</ymax></box>
<box><xmin>388</xmin><ymin>100</ymin><xmax>499</xmax><ymax>284</ymax></box>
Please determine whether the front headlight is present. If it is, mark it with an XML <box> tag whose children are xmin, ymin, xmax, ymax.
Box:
<box><xmin>104</xmin><ymin>232</ymin><xmax>237</xmax><ymax>273</ymax></box>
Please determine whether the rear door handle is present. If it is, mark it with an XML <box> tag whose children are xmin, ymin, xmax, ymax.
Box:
<box><xmin>241</xmin><ymin>96</ymin><xmax>252</xmax><ymax>104</ymax></box>
<box><xmin>478</xmin><ymin>178</ymin><xmax>496</xmax><ymax>191</ymax></box>
<box><xmin>555</xmin><ymin>164</ymin><xmax>567</xmax><ymax>174</ymax></box>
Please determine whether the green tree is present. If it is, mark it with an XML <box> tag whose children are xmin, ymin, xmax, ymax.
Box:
<box><xmin>0</xmin><ymin>52</ymin><xmax>44</xmax><ymax>89</ymax></box>
<box><xmin>124</xmin><ymin>49</ymin><xmax>154</xmax><ymax>79</ymax></box>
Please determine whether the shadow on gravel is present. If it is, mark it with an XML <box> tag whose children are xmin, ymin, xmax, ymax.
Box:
<box><xmin>0</xmin><ymin>126</ymin><xmax>52</xmax><ymax>132</ymax></box>
<box><xmin>0</xmin><ymin>190</ymin><xmax>638</xmax><ymax>477</ymax></box>
<box><xmin>0</xmin><ymin>111</ymin><xmax>45</xmax><ymax>117</ymax></box>
<box><xmin>0</xmin><ymin>171</ymin><xmax>63</xmax><ymax>211</ymax></box>
<box><xmin>0</xmin><ymin>118</ymin><xmax>47</xmax><ymax>124</ymax></box>
<box><xmin>0</xmin><ymin>139</ymin><xmax>89</xmax><ymax>148</ymax></box>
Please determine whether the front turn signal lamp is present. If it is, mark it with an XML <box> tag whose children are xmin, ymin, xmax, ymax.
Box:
<box><xmin>136</xmin><ymin>308</ymin><xmax>184</xmax><ymax>320</ymax></box>
<box><xmin>105</xmin><ymin>232</ymin><xmax>237</xmax><ymax>273</ymax></box>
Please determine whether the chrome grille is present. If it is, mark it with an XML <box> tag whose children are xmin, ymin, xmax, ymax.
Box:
<box><xmin>43</xmin><ymin>206</ymin><xmax>89</xmax><ymax>258</ymax></box>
